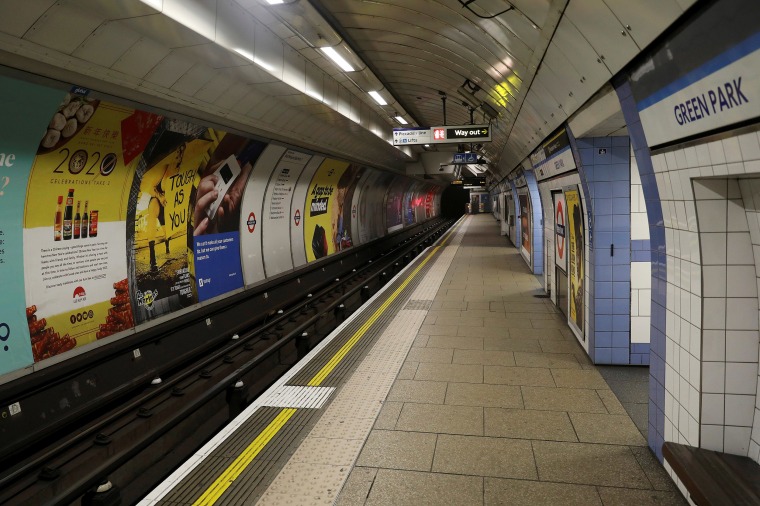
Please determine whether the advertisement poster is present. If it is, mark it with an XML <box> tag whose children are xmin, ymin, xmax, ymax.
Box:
<box><xmin>304</xmin><ymin>158</ymin><xmax>350</xmax><ymax>262</ymax></box>
<box><xmin>128</xmin><ymin>119</ymin><xmax>215</xmax><ymax>323</ymax></box>
<box><xmin>0</xmin><ymin>77</ymin><xmax>63</xmax><ymax>373</ymax></box>
<box><xmin>566</xmin><ymin>188</ymin><xmax>584</xmax><ymax>335</ymax></box>
<box><xmin>554</xmin><ymin>191</ymin><xmax>567</xmax><ymax>273</ymax></box>
<box><xmin>262</xmin><ymin>149</ymin><xmax>311</xmax><ymax>277</ymax></box>
<box><xmin>192</xmin><ymin>133</ymin><xmax>265</xmax><ymax>301</ymax></box>
<box><xmin>470</xmin><ymin>193</ymin><xmax>479</xmax><ymax>214</ymax></box>
<box><xmin>403</xmin><ymin>182</ymin><xmax>420</xmax><ymax>225</ymax></box>
<box><xmin>23</xmin><ymin>97</ymin><xmax>157</xmax><ymax>361</ymax></box>
<box><xmin>385</xmin><ymin>176</ymin><xmax>407</xmax><ymax>232</ymax></box>
<box><xmin>519</xmin><ymin>193</ymin><xmax>531</xmax><ymax>262</ymax></box>
<box><xmin>425</xmin><ymin>186</ymin><xmax>436</xmax><ymax>218</ymax></box>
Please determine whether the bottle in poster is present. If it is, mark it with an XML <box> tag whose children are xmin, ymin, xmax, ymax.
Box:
<box><xmin>54</xmin><ymin>195</ymin><xmax>62</xmax><ymax>241</ymax></box>
<box><xmin>89</xmin><ymin>209</ymin><xmax>98</xmax><ymax>237</ymax></box>
<box><xmin>63</xmin><ymin>188</ymin><xmax>74</xmax><ymax>240</ymax></box>
<box><xmin>73</xmin><ymin>201</ymin><xmax>81</xmax><ymax>239</ymax></box>
<box><xmin>81</xmin><ymin>200</ymin><xmax>89</xmax><ymax>238</ymax></box>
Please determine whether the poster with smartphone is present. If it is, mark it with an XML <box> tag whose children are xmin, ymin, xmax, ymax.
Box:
<box><xmin>303</xmin><ymin>159</ymin><xmax>350</xmax><ymax>262</ymax></box>
<box><xmin>193</xmin><ymin>134</ymin><xmax>266</xmax><ymax>301</ymax></box>
<box><xmin>0</xmin><ymin>76</ymin><xmax>63</xmax><ymax>374</ymax></box>
<box><xmin>23</xmin><ymin>97</ymin><xmax>158</xmax><ymax>361</ymax></box>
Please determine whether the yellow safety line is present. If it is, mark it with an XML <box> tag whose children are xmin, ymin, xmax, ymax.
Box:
<box><xmin>192</xmin><ymin>408</ymin><xmax>297</xmax><ymax>506</ymax></box>
<box><xmin>307</xmin><ymin>217</ymin><xmax>464</xmax><ymax>386</ymax></box>
<box><xmin>190</xmin><ymin>217</ymin><xmax>465</xmax><ymax>505</ymax></box>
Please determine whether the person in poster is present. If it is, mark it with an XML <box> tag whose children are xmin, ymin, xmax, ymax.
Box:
<box><xmin>566</xmin><ymin>188</ymin><xmax>584</xmax><ymax>334</ymax></box>
<box><xmin>333</xmin><ymin>164</ymin><xmax>362</xmax><ymax>252</ymax></box>
<box><xmin>128</xmin><ymin>120</ymin><xmax>216</xmax><ymax>322</ymax></box>
<box><xmin>23</xmin><ymin>96</ymin><xmax>159</xmax><ymax>361</ymax></box>
<box><xmin>191</xmin><ymin>134</ymin><xmax>265</xmax><ymax>301</ymax></box>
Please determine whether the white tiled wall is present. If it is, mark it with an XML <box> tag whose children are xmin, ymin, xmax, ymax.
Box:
<box><xmin>695</xmin><ymin>178</ymin><xmax>759</xmax><ymax>455</ymax></box>
<box><xmin>631</xmin><ymin>145</ymin><xmax>651</xmax><ymax>345</ymax></box>
<box><xmin>650</xmin><ymin>126</ymin><xmax>760</xmax><ymax>461</ymax></box>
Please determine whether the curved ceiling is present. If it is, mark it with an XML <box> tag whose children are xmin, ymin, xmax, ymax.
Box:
<box><xmin>0</xmin><ymin>0</ymin><xmax>694</xmax><ymax>180</ymax></box>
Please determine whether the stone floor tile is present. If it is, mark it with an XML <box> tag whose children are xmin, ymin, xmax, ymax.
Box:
<box><xmin>395</xmin><ymin>403</ymin><xmax>483</xmax><ymax>435</ymax></box>
<box><xmin>412</xmin><ymin>334</ymin><xmax>429</xmax><ymax>347</ymax></box>
<box><xmin>459</xmin><ymin>325</ymin><xmax>511</xmax><ymax>338</ymax></box>
<box><xmin>425</xmin><ymin>335</ymin><xmax>483</xmax><ymax>349</ymax></box>
<box><xmin>605</xmin><ymin>380</ymin><xmax>650</xmax><ymax>403</ymax></box>
<box><xmin>531</xmin><ymin>319</ymin><xmax>570</xmax><ymax>329</ymax></box>
<box><xmin>504</xmin><ymin>303</ymin><xmax>552</xmax><ymax>313</ymax></box>
<box><xmin>335</xmin><ymin>467</ymin><xmax>377</xmax><ymax>506</ymax></box>
<box><xmin>630</xmin><ymin>446</ymin><xmax>681</xmax><ymax>492</ymax></box>
<box><xmin>414</xmin><ymin>362</ymin><xmax>483</xmax><ymax>383</ymax></box>
<box><xmin>405</xmin><ymin>347</ymin><xmax>454</xmax><ymax>364</ymax></box>
<box><xmin>445</xmin><ymin>383</ymin><xmax>523</xmax><ymax>408</ymax></box>
<box><xmin>460</xmin><ymin>309</ymin><xmax>508</xmax><ymax>318</ymax></box>
<box><xmin>596</xmin><ymin>389</ymin><xmax>629</xmax><ymax>415</ymax></box>
<box><xmin>365</xmin><ymin>469</ymin><xmax>483</xmax><ymax>506</ymax></box>
<box><xmin>484</xmin><ymin>478</ymin><xmax>602</xmax><ymax>505</ymax></box>
<box><xmin>485</xmin><ymin>366</ymin><xmax>555</xmax><ymax>387</ymax></box>
<box><xmin>483</xmin><ymin>337</ymin><xmax>542</xmax><ymax>352</ymax></box>
<box><xmin>418</xmin><ymin>324</ymin><xmax>459</xmax><ymax>336</ymax></box>
<box><xmin>432</xmin><ymin>434</ymin><xmax>537</xmax><ymax>479</ymax></box>
<box><xmin>436</xmin><ymin>316</ymin><xmax>483</xmax><ymax>327</ymax></box>
<box><xmin>374</xmin><ymin>401</ymin><xmax>403</xmax><ymax>430</ymax></box>
<box><xmin>439</xmin><ymin>300</ymin><xmax>468</xmax><ymax>310</ymax></box>
<box><xmin>522</xmin><ymin>387</ymin><xmax>608</xmax><ymax>413</ymax></box>
<box><xmin>484</xmin><ymin>408</ymin><xmax>577</xmax><ymax>441</ymax></box>
<box><xmin>508</xmin><ymin>328</ymin><xmax>566</xmax><ymax>340</ymax></box>
<box><xmin>356</xmin><ymin>430</ymin><xmax>437</xmax><ymax>471</ymax></box>
<box><xmin>596</xmin><ymin>487</ymin><xmax>687</xmax><ymax>505</ymax></box>
<box><xmin>452</xmin><ymin>349</ymin><xmax>515</xmax><ymax>366</ymax></box>
<box><xmin>552</xmin><ymin>369</ymin><xmax>610</xmax><ymax>389</ymax></box>
<box><xmin>515</xmin><ymin>351</ymin><xmax>581</xmax><ymax>369</ymax></box>
<box><xmin>626</xmin><ymin>403</ymin><xmax>649</xmax><ymax>436</ymax></box>
<box><xmin>597</xmin><ymin>365</ymin><xmax>650</xmax><ymax>383</ymax></box>
<box><xmin>396</xmin><ymin>361</ymin><xmax>418</xmax><ymax>380</ymax></box>
<box><xmin>532</xmin><ymin>441</ymin><xmax>651</xmax><ymax>488</ymax></box>
<box><xmin>386</xmin><ymin>380</ymin><xmax>448</xmax><ymax>404</ymax></box>
<box><xmin>539</xmin><ymin>339</ymin><xmax>585</xmax><ymax>353</ymax></box>
<box><xmin>469</xmin><ymin>301</ymin><xmax>491</xmax><ymax>310</ymax></box>
<box><xmin>570</xmin><ymin>412</ymin><xmax>647</xmax><ymax>445</ymax></box>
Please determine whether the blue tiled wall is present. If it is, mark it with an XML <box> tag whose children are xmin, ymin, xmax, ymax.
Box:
<box><xmin>616</xmin><ymin>79</ymin><xmax>667</xmax><ymax>462</ymax></box>
<box><xmin>576</xmin><ymin>136</ymin><xmax>632</xmax><ymax>366</ymax></box>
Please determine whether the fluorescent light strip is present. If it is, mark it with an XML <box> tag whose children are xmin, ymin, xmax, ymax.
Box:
<box><xmin>369</xmin><ymin>91</ymin><xmax>387</xmax><ymax>105</ymax></box>
<box><xmin>395</xmin><ymin>116</ymin><xmax>408</xmax><ymax>125</ymax></box>
<box><xmin>321</xmin><ymin>46</ymin><xmax>355</xmax><ymax>72</ymax></box>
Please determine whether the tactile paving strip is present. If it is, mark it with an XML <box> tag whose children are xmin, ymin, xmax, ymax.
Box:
<box><xmin>257</xmin><ymin>219</ymin><xmax>468</xmax><ymax>505</ymax></box>
<box><xmin>404</xmin><ymin>299</ymin><xmax>434</xmax><ymax>310</ymax></box>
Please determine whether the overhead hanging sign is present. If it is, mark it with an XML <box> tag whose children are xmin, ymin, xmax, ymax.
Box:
<box><xmin>392</xmin><ymin>124</ymin><xmax>491</xmax><ymax>146</ymax></box>
<box><xmin>392</xmin><ymin>127</ymin><xmax>432</xmax><ymax>145</ymax></box>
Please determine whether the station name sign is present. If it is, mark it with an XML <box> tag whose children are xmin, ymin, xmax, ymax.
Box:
<box><xmin>393</xmin><ymin>124</ymin><xmax>491</xmax><ymax>146</ymax></box>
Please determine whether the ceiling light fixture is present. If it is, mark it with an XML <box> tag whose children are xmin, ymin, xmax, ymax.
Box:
<box><xmin>320</xmin><ymin>46</ymin><xmax>355</xmax><ymax>72</ymax></box>
<box><xmin>395</xmin><ymin>115</ymin><xmax>408</xmax><ymax>125</ymax></box>
<box><xmin>369</xmin><ymin>91</ymin><xmax>388</xmax><ymax>106</ymax></box>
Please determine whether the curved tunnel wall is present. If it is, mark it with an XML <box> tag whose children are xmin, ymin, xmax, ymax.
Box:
<box><xmin>0</xmin><ymin>70</ymin><xmax>443</xmax><ymax>382</ymax></box>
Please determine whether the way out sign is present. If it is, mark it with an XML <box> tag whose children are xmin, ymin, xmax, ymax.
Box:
<box><xmin>554</xmin><ymin>193</ymin><xmax>567</xmax><ymax>272</ymax></box>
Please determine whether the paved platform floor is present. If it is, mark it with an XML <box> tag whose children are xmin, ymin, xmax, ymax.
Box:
<box><xmin>335</xmin><ymin>215</ymin><xmax>684</xmax><ymax>506</ymax></box>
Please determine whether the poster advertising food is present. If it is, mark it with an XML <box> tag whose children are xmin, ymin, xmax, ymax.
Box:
<box><xmin>0</xmin><ymin>77</ymin><xmax>63</xmax><ymax>373</ymax></box>
<box><xmin>192</xmin><ymin>133</ymin><xmax>266</xmax><ymax>301</ymax></box>
<box><xmin>127</xmin><ymin>118</ymin><xmax>216</xmax><ymax>323</ymax></box>
<box><xmin>262</xmin><ymin>149</ymin><xmax>311</xmax><ymax>277</ymax></box>
<box><xmin>239</xmin><ymin>144</ymin><xmax>287</xmax><ymax>286</ymax></box>
<box><xmin>519</xmin><ymin>193</ymin><xmax>531</xmax><ymax>263</ymax></box>
<box><xmin>386</xmin><ymin>176</ymin><xmax>407</xmax><ymax>233</ymax></box>
<box><xmin>554</xmin><ymin>191</ymin><xmax>567</xmax><ymax>273</ymax></box>
<box><xmin>566</xmin><ymin>188</ymin><xmax>584</xmax><ymax>336</ymax></box>
<box><xmin>289</xmin><ymin>155</ymin><xmax>323</xmax><ymax>270</ymax></box>
<box><xmin>23</xmin><ymin>96</ymin><xmax>159</xmax><ymax>361</ymax></box>
<box><xmin>303</xmin><ymin>159</ymin><xmax>358</xmax><ymax>262</ymax></box>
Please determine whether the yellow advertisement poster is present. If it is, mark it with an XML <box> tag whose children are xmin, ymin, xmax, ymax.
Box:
<box><xmin>304</xmin><ymin>159</ymin><xmax>349</xmax><ymax>262</ymax></box>
<box><xmin>130</xmin><ymin>124</ymin><xmax>222</xmax><ymax>323</ymax></box>
<box><xmin>22</xmin><ymin>97</ymin><xmax>156</xmax><ymax>361</ymax></box>
<box><xmin>566</xmin><ymin>188</ymin><xmax>584</xmax><ymax>335</ymax></box>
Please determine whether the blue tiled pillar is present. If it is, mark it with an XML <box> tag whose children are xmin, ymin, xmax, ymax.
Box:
<box><xmin>616</xmin><ymin>79</ymin><xmax>667</xmax><ymax>462</ymax></box>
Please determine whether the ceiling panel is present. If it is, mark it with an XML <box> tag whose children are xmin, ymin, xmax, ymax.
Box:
<box><xmin>0</xmin><ymin>0</ymin><xmax>56</xmax><ymax>38</ymax></box>
<box><xmin>24</xmin><ymin>2</ymin><xmax>103</xmax><ymax>54</ymax></box>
